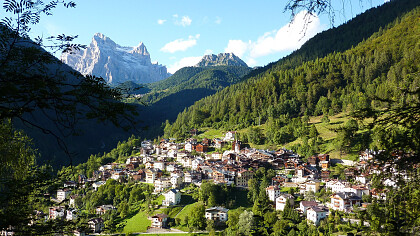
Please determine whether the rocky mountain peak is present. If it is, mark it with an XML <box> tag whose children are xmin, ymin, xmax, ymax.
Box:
<box><xmin>61</xmin><ymin>33</ymin><xmax>170</xmax><ymax>84</ymax></box>
<box><xmin>130</xmin><ymin>42</ymin><xmax>149</xmax><ymax>56</ymax></box>
<box><xmin>195</xmin><ymin>53</ymin><xmax>248</xmax><ymax>67</ymax></box>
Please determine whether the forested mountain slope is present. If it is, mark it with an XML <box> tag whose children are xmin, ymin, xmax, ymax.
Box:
<box><xmin>135</xmin><ymin>66</ymin><xmax>251</xmax><ymax>137</ymax></box>
<box><xmin>142</xmin><ymin>66</ymin><xmax>251</xmax><ymax>104</ymax></box>
<box><xmin>244</xmin><ymin>0</ymin><xmax>420</xmax><ymax>80</ymax></box>
<box><xmin>165</xmin><ymin>6</ymin><xmax>420</xmax><ymax>145</ymax></box>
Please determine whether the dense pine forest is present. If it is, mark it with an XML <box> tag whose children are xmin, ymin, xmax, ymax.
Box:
<box><xmin>165</xmin><ymin>6</ymin><xmax>420</xmax><ymax>152</ymax></box>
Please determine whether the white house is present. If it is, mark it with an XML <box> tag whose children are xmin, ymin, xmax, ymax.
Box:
<box><xmin>167</xmin><ymin>149</ymin><xmax>177</xmax><ymax>158</ymax></box>
<box><xmin>170</xmin><ymin>175</ymin><xmax>183</xmax><ymax>189</ymax></box>
<box><xmin>299</xmin><ymin>201</ymin><xmax>318</xmax><ymax>214</ymax></box>
<box><xmin>266</xmin><ymin>185</ymin><xmax>281</xmax><ymax>202</ymax></box>
<box><xmin>166</xmin><ymin>164</ymin><xmax>176</xmax><ymax>172</ymax></box>
<box><xmin>224</xmin><ymin>131</ymin><xmax>236</xmax><ymax>141</ymax></box>
<box><xmin>49</xmin><ymin>206</ymin><xmax>65</xmax><ymax>220</ymax></box>
<box><xmin>307</xmin><ymin>206</ymin><xmax>328</xmax><ymax>225</ymax></box>
<box><xmin>355</xmin><ymin>174</ymin><xmax>370</xmax><ymax>185</ymax></box>
<box><xmin>330</xmin><ymin>192</ymin><xmax>362</xmax><ymax>212</ymax></box>
<box><xmin>162</xmin><ymin>189</ymin><xmax>181</xmax><ymax>206</ymax></box>
<box><xmin>275</xmin><ymin>193</ymin><xmax>295</xmax><ymax>211</ymax></box>
<box><xmin>181</xmin><ymin>157</ymin><xmax>193</xmax><ymax>168</ymax></box>
<box><xmin>154</xmin><ymin>178</ymin><xmax>171</xmax><ymax>192</ymax></box>
<box><xmin>205</xmin><ymin>207</ymin><xmax>229</xmax><ymax>221</ymax></box>
<box><xmin>326</xmin><ymin>180</ymin><xmax>350</xmax><ymax>193</ymax></box>
<box><xmin>192</xmin><ymin>158</ymin><xmax>204</xmax><ymax>170</ymax></box>
<box><xmin>151</xmin><ymin>214</ymin><xmax>168</xmax><ymax>228</ymax></box>
<box><xmin>347</xmin><ymin>185</ymin><xmax>370</xmax><ymax>198</ymax></box>
<box><xmin>57</xmin><ymin>189</ymin><xmax>71</xmax><ymax>202</ymax></box>
<box><xmin>305</xmin><ymin>180</ymin><xmax>321</xmax><ymax>193</ymax></box>
<box><xmin>184</xmin><ymin>143</ymin><xmax>194</xmax><ymax>152</ymax></box>
<box><xmin>88</xmin><ymin>218</ymin><xmax>104</xmax><ymax>233</ymax></box>
<box><xmin>92</xmin><ymin>181</ymin><xmax>105</xmax><ymax>191</ymax></box>
<box><xmin>111</xmin><ymin>171</ymin><xmax>125</xmax><ymax>181</ymax></box>
<box><xmin>66</xmin><ymin>208</ymin><xmax>78</xmax><ymax>221</ymax></box>
<box><xmin>211</xmin><ymin>152</ymin><xmax>223</xmax><ymax>160</ymax></box>
<box><xmin>154</xmin><ymin>161</ymin><xmax>165</xmax><ymax>171</ymax></box>
<box><xmin>69</xmin><ymin>195</ymin><xmax>78</xmax><ymax>207</ymax></box>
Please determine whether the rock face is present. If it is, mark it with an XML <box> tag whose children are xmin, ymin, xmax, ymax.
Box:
<box><xmin>195</xmin><ymin>53</ymin><xmax>248</xmax><ymax>67</ymax></box>
<box><xmin>61</xmin><ymin>33</ymin><xmax>170</xmax><ymax>84</ymax></box>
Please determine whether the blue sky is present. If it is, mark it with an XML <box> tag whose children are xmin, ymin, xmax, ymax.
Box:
<box><xmin>29</xmin><ymin>0</ymin><xmax>388</xmax><ymax>73</ymax></box>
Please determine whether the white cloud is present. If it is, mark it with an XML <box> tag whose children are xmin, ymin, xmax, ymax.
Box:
<box><xmin>173</xmin><ymin>14</ymin><xmax>178</xmax><ymax>18</ymax></box>
<box><xmin>167</xmin><ymin>56</ymin><xmax>202</xmax><ymax>74</ymax></box>
<box><xmin>224</xmin><ymin>39</ymin><xmax>250</xmax><ymax>58</ymax></box>
<box><xmin>204</xmin><ymin>49</ymin><xmax>213</xmax><ymax>55</ymax></box>
<box><xmin>157</xmin><ymin>19</ymin><xmax>166</xmax><ymax>25</ymax></box>
<box><xmin>175</xmin><ymin>15</ymin><xmax>192</xmax><ymax>27</ymax></box>
<box><xmin>223</xmin><ymin>10</ymin><xmax>323</xmax><ymax>66</ymax></box>
<box><xmin>250</xmin><ymin>11</ymin><xmax>322</xmax><ymax>58</ymax></box>
<box><xmin>247</xmin><ymin>58</ymin><xmax>257</xmax><ymax>67</ymax></box>
<box><xmin>161</xmin><ymin>34</ymin><xmax>200</xmax><ymax>53</ymax></box>
<box><xmin>215</xmin><ymin>16</ymin><xmax>222</xmax><ymax>24</ymax></box>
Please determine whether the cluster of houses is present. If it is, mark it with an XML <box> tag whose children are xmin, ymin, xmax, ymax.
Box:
<box><xmin>29</xmin><ymin>131</ymin><xmax>399</xmax><ymax>234</ymax></box>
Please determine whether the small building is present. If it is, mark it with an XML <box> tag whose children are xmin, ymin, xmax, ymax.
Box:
<box><xmin>154</xmin><ymin>178</ymin><xmax>171</xmax><ymax>192</ymax></box>
<box><xmin>66</xmin><ymin>208</ymin><xmax>78</xmax><ymax>221</ymax></box>
<box><xmin>154</xmin><ymin>161</ymin><xmax>166</xmax><ymax>171</ymax></box>
<box><xmin>235</xmin><ymin>169</ymin><xmax>253</xmax><ymax>187</ymax></box>
<box><xmin>307</xmin><ymin>206</ymin><xmax>328</xmax><ymax>225</ymax></box>
<box><xmin>96</xmin><ymin>205</ymin><xmax>116</xmax><ymax>215</ymax></box>
<box><xmin>132</xmin><ymin>170</ymin><xmax>145</xmax><ymax>181</ymax></box>
<box><xmin>299</xmin><ymin>201</ymin><xmax>318</xmax><ymax>214</ymax></box>
<box><xmin>305</xmin><ymin>180</ymin><xmax>321</xmax><ymax>193</ymax></box>
<box><xmin>64</xmin><ymin>181</ymin><xmax>77</xmax><ymax>188</ymax></box>
<box><xmin>69</xmin><ymin>195</ymin><xmax>78</xmax><ymax>208</ymax></box>
<box><xmin>232</xmin><ymin>140</ymin><xmax>243</xmax><ymax>153</ymax></box>
<box><xmin>92</xmin><ymin>181</ymin><xmax>106</xmax><ymax>191</ymax></box>
<box><xmin>184</xmin><ymin>143</ymin><xmax>196</xmax><ymax>152</ymax></box>
<box><xmin>162</xmin><ymin>189</ymin><xmax>181</xmax><ymax>206</ymax></box>
<box><xmin>275</xmin><ymin>193</ymin><xmax>295</xmax><ymax>211</ymax></box>
<box><xmin>266</xmin><ymin>185</ymin><xmax>281</xmax><ymax>202</ymax></box>
<box><xmin>170</xmin><ymin>175</ymin><xmax>183</xmax><ymax>189</ymax></box>
<box><xmin>88</xmin><ymin>218</ymin><xmax>104</xmax><ymax>233</ymax></box>
<box><xmin>320</xmin><ymin>161</ymin><xmax>330</xmax><ymax>170</ymax></box>
<box><xmin>145</xmin><ymin>169</ymin><xmax>157</xmax><ymax>184</ymax></box>
<box><xmin>196</xmin><ymin>144</ymin><xmax>208</xmax><ymax>153</ymax></box>
<box><xmin>151</xmin><ymin>214</ymin><xmax>168</xmax><ymax>228</ymax></box>
<box><xmin>224</xmin><ymin>131</ymin><xmax>236</xmax><ymax>141</ymax></box>
<box><xmin>330</xmin><ymin>192</ymin><xmax>362</xmax><ymax>212</ymax></box>
<box><xmin>57</xmin><ymin>189</ymin><xmax>72</xmax><ymax>202</ymax></box>
<box><xmin>205</xmin><ymin>207</ymin><xmax>229</xmax><ymax>222</ymax></box>
<box><xmin>49</xmin><ymin>206</ymin><xmax>65</xmax><ymax>220</ymax></box>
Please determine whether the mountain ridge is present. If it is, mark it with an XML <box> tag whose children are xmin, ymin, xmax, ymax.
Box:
<box><xmin>61</xmin><ymin>33</ymin><xmax>170</xmax><ymax>85</ymax></box>
<box><xmin>195</xmin><ymin>53</ymin><xmax>248</xmax><ymax>67</ymax></box>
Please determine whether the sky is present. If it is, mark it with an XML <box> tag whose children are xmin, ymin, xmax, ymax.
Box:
<box><xmin>28</xmin><ymin>0</ymin><xmax>389</xmax><ymax>74</ymax></box>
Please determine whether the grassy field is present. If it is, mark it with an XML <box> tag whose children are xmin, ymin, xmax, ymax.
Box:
<box><xmin>162</xmin><ymin>206</ymin><xmax>184</xmax><ymax>218</ymax></box>
<box><xmin>143</xmin><ymin>234</ymin><xmax>209</xmax><ymax>236</ymax></box>
<box><xmin>175</xmin><ymin>202</ymin><xmax>199</xmax><ymax>221</ymax></box>
<box><xmin>153</xmin><ymin>194</ymin><xmax>165</xmax><ymax>206</ymax></box>
<box><xmin>197</xmin><ymin>128</ymin><xmax>224</xmax><ymax>139</ymax></box>
<box><xmin>122</xmin><ymin>210</ymin><xmax>150</xmax><ymax>233</ymax></box>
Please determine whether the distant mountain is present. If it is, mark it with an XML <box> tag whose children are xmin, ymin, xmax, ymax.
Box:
<box><xmin>126</xmin><ymin>65</ymin><xmax>252</xmax><ymax>138</ymax></box>
<box><xmin>195</xmin><ymin>53</ymin><xmax>248</xmax><ymax>67</ymax></box>
<box><xmin>61</xmin><ymin>33</ymin><xmax>170</xmax><ymax>84</ymax></box>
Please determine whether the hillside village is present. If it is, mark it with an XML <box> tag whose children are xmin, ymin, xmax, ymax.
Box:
<box><xmin>33</xmin><ymin>130</ymin><xmax>407</xmax><ymax>235</ymax></box>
